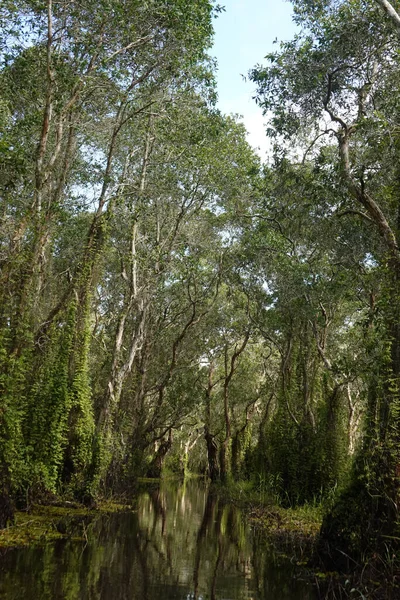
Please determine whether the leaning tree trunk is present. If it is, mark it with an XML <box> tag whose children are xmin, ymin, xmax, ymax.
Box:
<box><xmin>146</xmin><ymin>429</ymin><xmax>173</xmax><ymax>478</ymax></box>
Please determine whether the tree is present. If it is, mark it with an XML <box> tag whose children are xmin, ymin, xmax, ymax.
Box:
<box><xmin>0</xmin><ymin>0</ymin><xmax>221</xmax><ymax>513</ymax></box>
<box><xmin>251</xmin><ymin>0</ymin><xmax>400</xmax><ymax>557</ymax></box>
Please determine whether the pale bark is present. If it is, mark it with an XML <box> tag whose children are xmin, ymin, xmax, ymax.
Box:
<box><xmin>338</xmin><ymin>132</ymin><xmax>400</xmax><ymax>267</ymax></box>
<box><xmin>220</xmin><ymin>332</ymin><xmax>251</xmax><ymax>480</ymax></box>
<box><xmin>99</xmin><ymin>125</ymin><xmax>154</xmax><ymax>431</ymax></box>
<box><xmin>281</xmin><ymin>334</ymin><xmax>300</xmax><ymax>427</ymax></box>
<box><xmin>375</xmin><ymin>0</ymin><xmax>400</xmax><ymax>33</ymax></box>
<box><xmin>322</xmin><ymin>70</ymin><xmax>400</xmax><ymax>269</ymax></box>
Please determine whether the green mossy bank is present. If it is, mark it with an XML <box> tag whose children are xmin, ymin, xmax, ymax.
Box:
<box><xmin>0</xmin><ymin>501</ymin><xmax>133</xmax><ymax>550</ymax></box>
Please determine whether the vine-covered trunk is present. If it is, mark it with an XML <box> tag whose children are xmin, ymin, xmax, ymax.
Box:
<box><xmin>205</xmin><ymin>429</ymin><xmax>219</xmax><ymax>482</ymax></box>
<box><xmin>220</xmin><ymin>385</ymin><xmax>231</xmax><ymax>483</ymax></box>
<box><xmin>377</xmin><ymin>270</ymin><xmax>400</xmax><ymax>520</ymax></box>
<box><xmin>146</xmin><ymin>430</ymin><xmax>172</xmax><ymax>478</ymax></box>
<box><xmin>320</xmin><ymin>269</ymin><xmax>400</xmax><ymax>562</ymax></box>
<box><xmin>204</xmin><ymin>362</ymin><xmax>220</xmax><ymax>481</ymax></box>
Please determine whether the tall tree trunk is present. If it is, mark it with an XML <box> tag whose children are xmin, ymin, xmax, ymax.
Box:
<box><xmin>220</xmin><ymin>333</ymin><xmax>250</xmax><ymax>482</ymax></box>
<box><xmin>204</xmin><ymin>362</ymin><xmax>220</xmax><ymax>481</ymax></box>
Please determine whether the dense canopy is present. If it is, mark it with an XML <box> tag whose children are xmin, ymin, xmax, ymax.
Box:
<box><xmin>2</xmin><ymin>0</ymin><xmax>400</xmax><ymax>587</ymax></box>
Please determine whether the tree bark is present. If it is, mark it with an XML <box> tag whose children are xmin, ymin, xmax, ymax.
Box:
<box><xmin>220</xmin><ymin>332</ymin><xmax>250</xmax><ymax>481</ymax></box>
<box><xmin>375</xmin><ymin>0</ymin><xmax>400</xmax><ymax>33</ymax></box>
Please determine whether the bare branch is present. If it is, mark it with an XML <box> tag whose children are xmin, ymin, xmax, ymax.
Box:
<box><xmin>301</xmin><ymin>129</ymin><xmax>336</xmax><ymax>164</ymax></box>
<box><xmin>336</xmin><ymin>209</ymin><xmax>374</xmax><ymax>223</ymax></box>
<box><xmin>323</xmin><ymin>73</ymin><xmax>349</xmax><ymax>131</ymax></box>
<box><xmin>35</xmin><ymin>0</ymin><xmax>55</xmax><ymax>214</ymax></box>
<box><xmin>106</xmin><ymin>34</ymin><xmax>154</xmax><ymax>61</ymax></box>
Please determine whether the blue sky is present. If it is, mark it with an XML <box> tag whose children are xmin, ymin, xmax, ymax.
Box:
<box><xmin>211</xmin><ymin>0</ymin><xmax>298</xmax><ymax>158</ymax></box>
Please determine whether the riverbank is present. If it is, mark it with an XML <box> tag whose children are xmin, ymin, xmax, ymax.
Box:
<box><xmin>1</xmin><ymin>480</ymin><xmax>398</xmax><ymax>600</ymax></box>
<box><xmin>212</xmin><ymin>481</ymin><xmax>400</xmax><ymax>600</ymax></box>
<box><xmin>0</xmin><ymin>501</ymin><xmax>132</xmax><ymax>550</ymax></box>
<box><xmin>211</xmin><ymin>481</ymin><xmax>322</xmax><ymax>536</ymax></box>
<box><xmin>0</xmin><ymin>480</ymin><xmax>322</xmax><ymax>554</ymax></box>
<box><xmin>0</xmin><ymin>479</ymin><xmax>319</xmax><ymax>599</ymax></box>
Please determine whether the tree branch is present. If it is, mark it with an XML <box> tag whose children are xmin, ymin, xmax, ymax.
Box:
<box><xmin>106</xmin><ymin>34</ymin><xmax>154</xmax><ymax>61</ymax></box>
<box><xmin>301</xmin><ymin>129</ymin><xmax>335</xmax><ymax>164</ymax></box>
<box><xmin>335</xmin><ymin>209</ymin><xmax>374</xmax><ymax>223</ymax></box>
<box><xmin>338</xmin><ymin>132</ymin><xmax>400</xmax><ymax>265</ymax></box>
<box><xmin>375</xmin><ymin>0</ymin><xmax>400</xmax><ymax>33</ymax></box>
<box><xmin>323</xmin><ymin>73</ymin><xmax>349</xmax><ymax>130</ymax></box>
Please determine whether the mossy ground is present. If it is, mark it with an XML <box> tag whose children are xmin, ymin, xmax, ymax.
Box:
<box><xmin>214</xmin><ymin>482</ymin><xmax>400</xmax><ymax>599</ymax></box>
<box><xmin>212</xmin><ymin>480</ymin><xmax>322</xmax><ymax>540</ymax></box>
<box><xmin>0</xmin><ymin>501</ymin><xmax>133</xmax><ymax>550</ymax></box>
<box><xmin>0</xmin><ymin>477</ymin><xmax>184</xmax><ymax>550</ymax></box>
<box><xmin>247</xmin><ymin>503</ymin><xmax>322</xmax><ymax>538</ymax></box>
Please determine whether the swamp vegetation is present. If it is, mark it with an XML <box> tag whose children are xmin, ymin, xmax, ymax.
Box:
<box><xmin>0</xmin><ymin>480</ymin><xmax>319</xmax><ymax>599</ymax></box>
<box><xmin>2</xmin><ymin>0</ymin><xmax>400</xmax><ymax>596</ymax></box>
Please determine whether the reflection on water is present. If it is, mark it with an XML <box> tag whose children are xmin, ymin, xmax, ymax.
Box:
<box><xmin>0</xmin><ymin>480</ymin><xmax>317</xmax><ymax>599</ymax></box>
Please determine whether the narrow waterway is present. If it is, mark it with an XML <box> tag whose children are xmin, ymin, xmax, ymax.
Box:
<box><xmin>0</xmin><ymin>480</ymin><xmax>317</xmax><ymax>599</ymax></box>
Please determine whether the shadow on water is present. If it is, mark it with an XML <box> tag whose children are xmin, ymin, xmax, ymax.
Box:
<box><xmin>0</xmin><ymin>480</ymin><xmax>317</xmax><ymax>599</ymax></box>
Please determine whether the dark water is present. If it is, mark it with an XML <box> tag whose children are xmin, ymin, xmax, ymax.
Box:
<box><xmin>0</xmin><ymin>480</ymin><xmax>317</xmax><ymax>599</ymax></box>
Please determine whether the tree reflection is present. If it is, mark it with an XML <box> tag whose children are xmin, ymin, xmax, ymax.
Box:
<box><xmin>0</xmin><ymin>481</ymin><xmax>317</xmax><ymax>600</ymax></box>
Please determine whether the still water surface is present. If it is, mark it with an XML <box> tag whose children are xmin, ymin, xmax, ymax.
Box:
<box><xmin>0</xmin><ymin>480</ymin><xmax>317</xmax><ymax>599</ymax></box>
